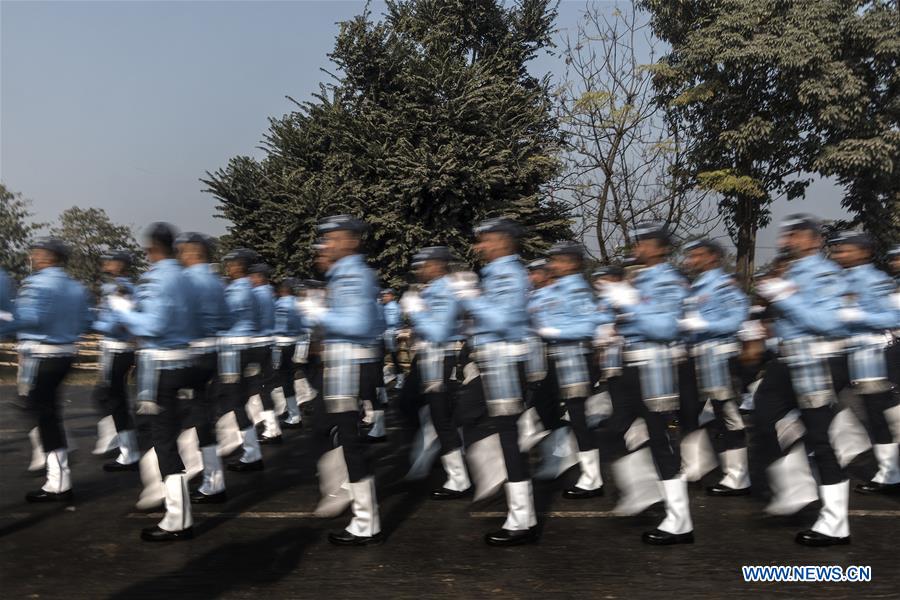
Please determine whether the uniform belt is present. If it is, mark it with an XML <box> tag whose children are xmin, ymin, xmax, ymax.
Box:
<box><xmin>623</xmin><ymin>343</ymin><xmax>672</xmax><ymax>363</ymax></box>
<box><xmin>189</xmin><ymin>338</ymin><xmax>218</xmax><ymax>351</ymax></box>
<box><xmin>253</xmin><ymin>336</ymin><xmax>273</xmax><ymax>347</ymax></box>
<box><xmin>218</xmin><ymin>336</ymin><xmax>259</xmax><ymax>349</ymax></box>
<box><xmin>17</xmin><ymin>342</ymin><xmax>78</xmax><ymax>357</ymax></box>
<box><xmin>689</xmin><ymin>340</ymin><xmax>740</xmax><ymax>357</ymax></box>
<box><xmin>324</xmin><ymin>343</ymin><xmax>378</xmax><ymax>361</ymax></box>
<box><xmin>780</xmin><ymin>337</ymin><xmax>844</xmax><ymax>358</ymax></box>
<box><xmin>845</xmin><ymin>333</ymin><xmax>891</xmax><ymax>348</ymax></box>
<box><xmin>99</xmin><ymin>339</ymin><xmax>136</xmax><ymax>353</ymax></box>
<box><xmin>137</xmin><ymin>348</ymin><xmax>194</xmax><ymax>362</ymax></box>
<box><xmin>274</xmin><ymin>336</ymin><xmax>297</xmax><ymax>346</ymax></box>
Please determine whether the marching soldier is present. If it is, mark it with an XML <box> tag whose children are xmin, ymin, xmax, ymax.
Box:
<box><xmin>754</xmin><ymin>214</ymin><xmax>853</xmax><ymax>546</ymax></box>
<box><xmin>106</xmin><ymin>223</ymin><xmax>197</xmax><ymax>541</ymax></box>
<box><xmin>524</xmin><ymin>257</ymin><xmax>576</xmax><ymax>478</ymax></box>
<box><xmin>219</xmin><ymin>249</ymin><xmax>265</xmax><ymax>471</ymax></box>
<box><xmin>91</xmin><ymin>251</ymin><xmax>140</xmax><ymax>469</ymax></box>
<box><xmin>3</xmin><ymin>238</ymin><xmax>91</xmax><ymax>502</ymax></box>
<box><xmin>93</xmin><ymin>252</ymin><xmax>138</xmax><ymax>458</ymax></box>
<box><xmin>450</xmin><ymin>217</ymin><xmax>537</xmax><ymax>546</ymax></box>
<box><xmin>600</xmin><ymin>221</ymin><xmax>694</xmax><ymax>545</ymax></box>
<box><xmin>249</xmin><ymin>262</ymin><xmax>282</xmax><ymax>443</ymax></box>
<box><xmin>534</xmin><ymin>241</ymin><xmax>604</xmax><ymax>499</ymax></box>
<box><xmin>298</xmin><ymin>214</ymin><xmax>383</xmax><ymax>545</ymax></box>
<box><xmin>678</xmin><ymin>239</ymin><xmax>751</xmax><ymax>496</ymax></box>
<box><xmin>828</xmin><ymin>232</ymin><xmax>900</xmax><ymax>494</ymax></box>
<box><xmin>176</xmin><ymin>232</ymin><xmax>231</xmax><ymax>503</ymax></box>
<box><xmin>401</xmin><ymin>246</ymin><xmax>472</xmax><ymax>498</ymax></box>
<box><xmin>273</xmin><ymin>277</ymin><xmax>304</xmax><ymax>428</ymax></box>
<box><xmin>381</xmin><ymin>288</ymin><xmax>404</xmax><ymax>389</ymax></box>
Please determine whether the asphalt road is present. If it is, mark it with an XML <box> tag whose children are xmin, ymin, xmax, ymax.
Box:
<box><xmin>1</xmin><ymin>384</ymin><xmax>898</xmax><ymax>599</ymax></box>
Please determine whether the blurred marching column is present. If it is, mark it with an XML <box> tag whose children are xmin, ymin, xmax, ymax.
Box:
<box><xmin>677</xmin><ymin>239</ymin><xmax>752</xmax><ymax>496</ymax></box>
<box><xmin>5</xmin><ymin>238</ymin><xmax>91</xmax><ymax>503</ymax></box>
<box><xmin>602</xmin><ymin>222</ymin><xmax>694</xmax><ymax>545</ymax></box>
<box><xmin>753</xmin><ymin>215</ymin><xmax>855</xmax><ymax>546</ymax></box>
<box><xmin>452</xmin><ymin>218</ymin><xmax>537</xmax><ymax>546</ymax></box>
<box><xmin>299</xmin><ymin>215</ymin><xmax>383</xmax><ymax>545</ymax></box>
<box><xmin>829</xmin><ymin>233</ymin><xmax>900</xmax><ymax>495</ymax></box>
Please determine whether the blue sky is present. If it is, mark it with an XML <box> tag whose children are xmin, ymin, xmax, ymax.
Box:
<box><xmin>1</xmin><ymin>1</ymin><xmax>846</xmax><ymax>258</ymax></box>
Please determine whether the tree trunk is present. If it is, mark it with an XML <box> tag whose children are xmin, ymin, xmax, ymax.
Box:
<box><xmin>733</xmin><ymin>194</ymin><xmax>757</xmax><ymax>291</ymax></box>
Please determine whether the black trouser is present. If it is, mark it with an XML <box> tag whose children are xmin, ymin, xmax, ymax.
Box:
<box><xmin>617</xmin><ymin>366</ymin><xmax>680</xmax><ymax>480</ymax></box>
<box><xmin>189</xmin><ymin>352</ymin><xmax>219</xmax><ymax>448</ymax></box>
<box><xmin>887</xmin><ymin>341</ymin><xmax>900</xmax><ymax>387</ymax></box>
<box><xmin>678</xmin><ymin>355</ymin><xmax>746</xmax><ymax>453</ymax></box>
<box><xmin>93</xmin><ymin>351</ymin><xmax>135</xmax><ymax>432</ymax></box>
<box><xmin>752</xmin><ymin>356</ymin><xmax>848</xmax><ymax>486</ymax></box>
<box><xmin>256</xmin><ymin>345</ymin><xmax>276</xmax><ymax>411</ymax></box>
<box><xmin>308</xmin><ymin>359</ymin><xmax>379</xmax><ymax>483</ymax></box>
<box><xmin>152</xmin><ymin>366</ymin><xmax>196</xmax><ymax>478</ymax></box>
<box><xmin>29</xmin><ymin>356</ymin><xmax>75</xmax><ymax>453</ymax></box>
<box><xmin>274</xmin><ymin>344</ymin><xmax>297</xmax><ymax>400</ymax></box>
<box><xmin>220</xmin><ymin>348</ymin><xmax>264</xmax><ymax>430</ymax></box>
<box><xmin>862</xmin><ymin>391</ymin><xmax>898</xmax><ymax>445</ymax></box>
<box><xmin>677</xmin><ymin>357</ymin><xmax>701</xmax><ymax>434</ymax></box>
<box><xmin>420</xmin><ymin>353</ymin><xmax>461</xmax><ymax>455</ymax></box>
<box><xmin>537</xmin><ymin>353</ymin><xmax>596</xmax><ymax>452</ymax></box>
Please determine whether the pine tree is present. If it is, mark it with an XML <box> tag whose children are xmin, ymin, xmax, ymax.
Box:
<box><xmin>203</xmin><ymin>0</ymin><xmax>571</xmax><ymax>286</ymax></box>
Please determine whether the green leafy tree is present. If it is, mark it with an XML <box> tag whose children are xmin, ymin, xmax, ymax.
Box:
<box><xmin>641</xmin><ymin>0</ymin><xmax>899</xmax><ymax>284</ymax></box>
<box><xmin>204</xmin><ymin>0</ymin><xmax>572</xmax><ymax>287</ymax></box>
<box><xmin>49</xmin><ymin>207</ymin><xmax>145</xmax><ymax>295</ymax></box>
<box><xmin>0</xmin><ymin>184</ymin><xmax>46</xmax><ymax>279</ymax></box>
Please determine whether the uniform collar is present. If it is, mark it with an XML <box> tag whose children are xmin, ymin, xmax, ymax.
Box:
<box><xmin>693</xmin><ymin>267</ymin><xmax>722</xmax><ymax>288</ymax></box>
<box><xmin>186</xmin><ymin>262</ymin><xmax>212</xmax><ymax>273</ymax></box>
<box><xmin>482</xmin><ymin>253</ymin><xmax>519</xmax><ymax>275</ymax></box>
<box><xmin>327</xmin><ymin>253</ymin><xmax>363</xmax><ymax>279</ymax></box>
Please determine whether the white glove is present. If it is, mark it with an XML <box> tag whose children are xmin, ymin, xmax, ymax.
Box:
<box><xmin>838</xmin><ymin>307</ymin><xmax>864</xmax><ymax>323</ymax></box>
<box><xmin>593</xmin><ymin>323</ymin><xmax>615</xmax><ymax>346</ymax></box>
<box><xmin>448</xmin><ymin>271</ymin><xmax>480</xmax><ymax>300</ymax></box>
<box><xmin>678</xmin><ymin>314</ymin><xmax>709</xmax><ymax>333</ymax></box>
<box><xmin>537</xmin><ymin>326</ymin><xmax>561</xmax><ymax>340</ymax></box>
<box><xmin>136</xmin><ymin>401</ymin><xmax>162</xmax><ymax>415</ymax></box>
<box><xmin>737</xmin><ymin>320</ymin><xmax>766</xmax><ymax>342</ymax></box>
<box><xmin>107</xmin><ymin>294</ymin><xmax>134</xmax><ymax>313</ymax></box>
<box><xmin>755</xmin><ymin>278</ymin><xmax>797</xmax><ymax>303</ymax></box>
<box><xmin>297</xmin><ymin>297</ymin><xmax>326</xmax><ymax>324</ymax></box>
<box><xmin>603</xmin><ymin>281</ymin><xmax>640</xmax><ymax>309</ymax></box>
<box><xmin>0</xmin><ymin>311</ymin><xmax>12</xmax><ymax>322</ymax></box>
<box><xmin>400</xmin><ymin>291</ymin><xmax>425</xmax><ymax>315</ymax></box>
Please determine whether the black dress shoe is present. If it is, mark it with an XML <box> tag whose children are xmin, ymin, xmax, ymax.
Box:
<box><xmin>854</xmin><ymin>481</ymin><xmax>900</xmax><ymax>495</ymax></box>
<box><xmin>328</xmin><ymin>530</ymin><xmax>384</xmax><ymax>546</ymax></box>
<box><xmin>485</xmin><ymin>528</ymin><xmax>538</xmax><ymax>546</ymax></box>
<box><xmin>141</xmin><ymin>526</ymin><xmax>194</xmax><ymax>542</ymax></box>
<box><xmin>364</xmin><ymin>435</ymin><xmax>387</xmax><ymax>444</ymax></box>
<box><xmin>259</xmin><ymin>435</ymin><xmax>283</xmax><ymax>445</ymax></box>
<box><xmin>562</xmin><ymin>486</ymin><xmax>604</xmax><ymax>499</ymax></box>
<box><xmin>25</xmin><ymin>489</ymin><xmax>73</xmax><ymax>503</ymax></box>
<box><xmin>706</xmin><ymin>483</ymin><xmax>751</xmax><ymax>497</ymax></box>
<box><xmin>795</xmin><ymin>529</ymin><xmax>850</xmax><ymax>547</ymax></box>
<box><xmin>190</xmin><ymin>490</ymin><xmax>227</xmax><ymax>504</ymax></box>
<box><xmin>642</xmin><ymin>528</ymin><xmax>694</xmax><ymax>545</ymax></box>
<box><xmin>103</xmin><ymin>460</ymin><xmax>139</xmax><ymax>472</ymax></box>
<box><xmin>227</xmin><ymin>459</ymin><xmax>264</xmax><ymax>472</ymax></box>
<box><xmin>431</xmin><ymin>487</ymin><xmax>472</xmax><ymax>500</ymax></box>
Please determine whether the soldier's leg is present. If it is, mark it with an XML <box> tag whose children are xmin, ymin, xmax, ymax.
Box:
<box><xmin>857</xmin><ymin>391</ymin><xmax>900</xmax><ymax>493</ymax></box>
<box><xmin>26</xmin><ymin>356</ymin><xmax>74</xmax><ymax>502</ymax></box>
<box><xmin>226</xmin><ymin>350</ymin><xmax>264</xmax><ymax>470</ymax></box>
<box><xmin>141</xmin><ymin>367</ymin><xmax>193</xmax><ymax>541</ymax></box>
<box><xmin>104</xmin><ymin>352</ymin><xmax>140</xmax><ymax>470</ymax></box>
